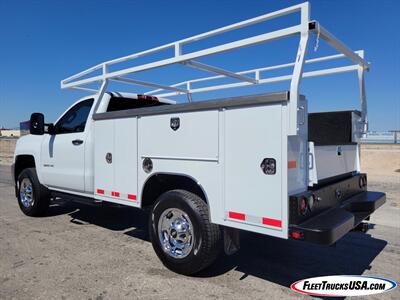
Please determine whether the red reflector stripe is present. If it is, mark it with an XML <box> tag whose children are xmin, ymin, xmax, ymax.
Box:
<box><xmin>229</xmin><ymin>211</ymin><xmax>246</xmax><ymax>221</ymax></box>
<box><xmin>97</xmin><ymin>189</ymin><xmax>104</xmax><ymax>195</ymax></box>
<box><xmin>128</xmin><ymin>194</ymin><xmax>137</xmax><ymax>200</ymax></box>
<box><xmin>262</xmin><ymin>217</ymin><xmax>282</xmax><ymax>228</ymax></box>
<box><xmin>111</xmin><ymin>191</ymin><xmax>120</xmax><ymax>197</ymax></box>
<box><xmin>288</xmin><ymin>160</ymin><xmax>297</xmax><ymax>169</ymax></box>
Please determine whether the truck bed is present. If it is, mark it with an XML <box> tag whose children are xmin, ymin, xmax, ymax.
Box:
<box><xmin>92</xmin><ymin>92</ymin><xmax>307</xmax><ymax>239</ymax></box>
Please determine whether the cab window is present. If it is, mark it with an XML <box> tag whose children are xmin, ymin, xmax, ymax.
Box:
<box><xmin>55</xmin><ymin>99</ymin><xmax>94</xmax><ymax>134</ymax></box>
<box><xmin>106</xmin><ymin>97</ymin><xmax>166</xmax><ymax>112</ymax></box>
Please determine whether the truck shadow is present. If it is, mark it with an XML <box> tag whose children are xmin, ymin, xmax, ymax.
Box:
<box><xmin>49</xmin><ymin>200</ymin><xmax>151</xmax><ymax>240</ymax></box>
<box><xmin>51</xmin><ymin>200</ymin><xmax>387</xmax><ymax>296</ymax></box>
<box><xmin>199</xmin><ymin>231</ymin><xmax>386</xmax><ymax>281</ymax></box>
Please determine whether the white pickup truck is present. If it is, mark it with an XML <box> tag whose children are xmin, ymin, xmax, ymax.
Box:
<box><xmin>12</xmin><ymin>2</ymin><xmax>385</xmax><ymax>275</ymax></box>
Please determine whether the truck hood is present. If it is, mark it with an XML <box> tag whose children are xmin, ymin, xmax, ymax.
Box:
<box><xmin>13</xmin><ymin>134</ymin><xmax>44</xmax><ymax>163</ymax></box>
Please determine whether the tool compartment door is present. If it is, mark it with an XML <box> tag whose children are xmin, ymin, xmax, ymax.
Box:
<box><xmin>224</xmin><ymin>104</ymin><xmax>285</xmax><ymax>236</ymax></box>
<box><xmin>94</xmin><ymin>119</ymin><xmax>114</xmax><ymax>198</ymax></box>
<box><xmin>93</xmin><ymin>118</ymin><xmax>139</xmax><ymax>207</ymax></box>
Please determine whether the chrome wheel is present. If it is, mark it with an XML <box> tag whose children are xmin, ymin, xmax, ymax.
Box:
<box><xmin>20</xmin><ymin>178</ymin><xmax>34</xmax><ymax>208</ymax></box>
<box><xmin>158</xmin><ymin>208</ymin><xmax>194</xmax><ymax>259</ymax></box>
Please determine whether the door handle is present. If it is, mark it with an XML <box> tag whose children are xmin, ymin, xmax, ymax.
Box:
<box><xmin>72</xmin><ymin>139</ymin><xmax>83</xmax><ymax>145</ymax></box>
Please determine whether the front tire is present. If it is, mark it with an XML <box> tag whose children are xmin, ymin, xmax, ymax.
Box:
<box><xmin>149</xmin><ymin>189</ymin><xmax>221</xmax><ymax>275</ymax></box>
<box><xmin>17</xmin><ymin>168</ymin><xmax>50</xmax><ymax>216</ymax></box>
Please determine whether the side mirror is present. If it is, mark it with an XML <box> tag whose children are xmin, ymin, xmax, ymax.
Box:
<box><xmin>30</xmin><ymin>113</ymin><xmax>45</xmax><ymax>135</ymax></box>
<box><xmin>47</xmin><ymin>123</ymin><xmax>56</xmax><ymax>135</ymax></box>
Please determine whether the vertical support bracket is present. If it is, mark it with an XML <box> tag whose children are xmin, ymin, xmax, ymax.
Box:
<box><xmin>357</xmin><ymin>51</ymin><xmax>368</xmax><ymax>134</ymax></box>
<box><xmin>289</xmin><ymin>2</ymin><xmax>310</xmax><ymax>136</ymax></box>
<box><xmin>308</xmin><ymin>141</ymin><xmax>318</xmax><ymax>186</ymax></box>
<box><xmin>175</xmin><ymin>43</ymin><xmax>182</xmax><ymax>57</ymax></box>
<box><xmin>186</xmin><ymin>82</ymin><xmax>192</xmax><ymax>102</ymax></box>
<box><xmin>92</xmin><ymin>64</ymin><xmax>109</xmax><ymax>114</ymax></box>
<box><xmin>93</xmin><ymin>79</ymin><xmax>109</xmax><ymax>114</ymax></box>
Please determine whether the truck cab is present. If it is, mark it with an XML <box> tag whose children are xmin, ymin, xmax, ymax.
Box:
<box><xmin>13</xmin><ymin>93</ymin><xmax>174</xmax><ymax>196</ymax></box>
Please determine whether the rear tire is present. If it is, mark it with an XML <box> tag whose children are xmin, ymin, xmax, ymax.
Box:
<box><xmin>149</xmin><ymin>189</ymin><xmax>221</xmax><ymax>275</ymax></box>
<box><xmin>17</xmin><ymin>168</ymin><xmax>50</xmax><ymax>216</ymax></box>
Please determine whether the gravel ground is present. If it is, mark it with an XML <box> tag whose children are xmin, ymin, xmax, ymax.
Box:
<box><xmin>0</xmin><ymin>162</ymin><xmax>399</xmax><ymax>300</ymax></box>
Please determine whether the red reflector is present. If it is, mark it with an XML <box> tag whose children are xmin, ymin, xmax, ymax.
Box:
<box><xmin>288</xmin><ymin>160</ymin><xmax>297</xmax><ymax>169</ymax></box>
<box><xmin>228</xmin><ymin>211</ymin><xmax>246</xmax><ymax>221</ymax></box>
<box><xmin>111</xmin><ymin>191</ymin><xmax>120</xmax><ymax>197</ymax></box>
<box><xmin>262</xmin><ymin>217</ymin><xmax>282</xmax><ymax>228</ymax></box>
<box><xmin>97</xmin><ymin>189</ymin><xmax>104</xmax><ymax>195</ymax></box>
<box><xmin>128</xmin><ymin>194</ymin><xmax>137</xmax><ymax>200</ymax></box>
<box><xmin>291</xmin><ymin>231</ymin><xmax>302</xmax><ymax>239</ymax></box>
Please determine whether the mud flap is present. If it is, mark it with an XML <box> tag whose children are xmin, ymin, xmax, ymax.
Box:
<box><xmin>223</xmin><ymin>227</ymin><xmax>240</xmax><ymax>255</ymax></box>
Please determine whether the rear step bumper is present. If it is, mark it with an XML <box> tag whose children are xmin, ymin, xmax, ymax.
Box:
<box><xmin>289</xmin><ymin>191</ymin><xmax>386</xmax><ymax>245</ymax></box>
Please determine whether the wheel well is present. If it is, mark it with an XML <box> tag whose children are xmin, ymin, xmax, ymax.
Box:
<box><xmin>14</xmin><ymin>155</ymin><xmax>36</xmax><ymax>182</ymax></box>
<box><xmin>141</xmin><ymin>174</ymin><xmax>207</xmax><ymax>208</ymax></box>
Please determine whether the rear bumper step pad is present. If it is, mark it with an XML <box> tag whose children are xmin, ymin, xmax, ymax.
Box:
<box><xmin>289</xmin><ymin>191</ymin><xmax>385</xmax><ymax>245</ymax></box>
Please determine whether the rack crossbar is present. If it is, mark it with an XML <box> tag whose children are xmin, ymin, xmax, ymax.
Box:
<box><xmin>152</xmin><ymin>65</ymin><xmax>358</xmax><ymax>97</ymax></box>
<box><xmin>61</xmin><ymin>25</ymin><xmax>301</xmax><ymax>89</ymax></box>
<box><xmin>110</xmin><ymin>77</ymin><xmax>188</xmax><ymax>94</ymax></box>
<box><xmin>62</xmin><ymin>2</ymin><xmax>306</xmax><ymax>84</ymax></box>
<box><xmin>145</xmin><ymin>51</ymin><xmax>363</xmax><ymax>95</ymax></box>
<box><xmin>183</xmin><ymin>60</ymin><xmax>257</xmax><ymax>84</ymax></box>
<box><xmin>310</xmin><ymin>22</ymin><xmax>369</xmax><ymax>70</ymax></box>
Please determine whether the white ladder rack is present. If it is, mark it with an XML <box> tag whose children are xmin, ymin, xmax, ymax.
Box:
<box><xmin>61</xmin><ymin>2</ymin><xmax>369</xmax><ymax>135</ymax></box>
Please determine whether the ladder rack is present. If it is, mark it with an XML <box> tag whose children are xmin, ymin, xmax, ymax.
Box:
<box><xmin>61</xmin><ymin>2</ymin><xmax>369</xmax><ymax>135</ymax></box>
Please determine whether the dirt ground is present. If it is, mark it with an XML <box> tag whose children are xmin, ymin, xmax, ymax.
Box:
<box><xmin>360</xmin><ymin>144</ymin><xmax>400</xmax><ymax>229</ymax></box>
<box><xmin>0</xmin><ymin>144</ymin><xmax>399</xmax><ymax>299</ymax></box>
<box><xmin>0</xmin><ymin>138</ymin><xmax>17</xmax><ymax>165</ymax></box>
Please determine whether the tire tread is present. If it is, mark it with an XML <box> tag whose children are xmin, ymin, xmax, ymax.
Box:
<box><xmin>174</xmin><ymin>189</ymin><xmax>221</xmax><ymax>272</ymax></box>
<box><xmin>150</xmin><ymin>189</ymin><xmax>221</xmax><ymax>275</ymax></box>
<box><xmin>17</xmin><ymin>168</ymin><xmax>50</xmax><ymax>217</ymax></box>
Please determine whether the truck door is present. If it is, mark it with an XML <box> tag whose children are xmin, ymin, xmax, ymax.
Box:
<box><xmin>40</xmin><ymin>99</ymin><xmax>94</xmax><ymax>192</ymax></box>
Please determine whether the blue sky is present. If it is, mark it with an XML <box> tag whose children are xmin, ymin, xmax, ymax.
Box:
<box><xmin>0</xmin><ymin>0</ymin><xmax>399</xmax><ymax>131</ymax></box>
